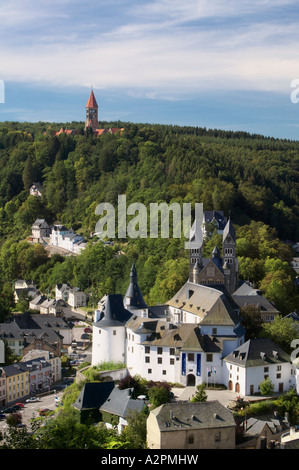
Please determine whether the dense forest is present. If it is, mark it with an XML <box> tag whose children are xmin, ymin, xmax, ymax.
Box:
<box><xmin>0</xmin><ymin>119</ymin><xmax>298</xmax><ymax>317</ymax></box>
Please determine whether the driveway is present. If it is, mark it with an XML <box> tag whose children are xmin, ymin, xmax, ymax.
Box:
<box><xmin>173</xmin><ymin>386</ymin><xmax>245</xmax><ymax>407</ymax></box>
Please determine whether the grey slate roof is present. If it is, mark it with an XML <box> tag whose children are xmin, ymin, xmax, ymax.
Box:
<box><xmin>232</xmin><ymin>293</ymin><xmax>279</xmax><ymax>314</ymax></box>
<box><xmin>73</xmin><ymin>382</ymin><xmax>115</xmax><ymax>411</ymax></box>
<box><xmin>151</xmin><ymin>401</ymin><xmax>235</xmax><ymax>432</ymax></box>
<box><xmin>100</xmin><ymin>387</ymin><xmax>146</xmax><ymax>418</ymax></box>
<box><xmin>223</xmin><ymin>218</ymin><xmax>236</xmax><ymax>242</ymax></box>
<box><xmin>224</xmin><ymin>338</ymin><xmax>291</xmax><ymax>367</ymax></box>
<box><xmin>204</xmin><ymin>211</ymin><xmax>227</xmax><ymax>230</ymax></box>
<box><xmin>93</xmin><ymin>294</ymin><xmax>132</xmax><ymax>327</ymax></box>
<box><xmin>124</xmin><ymin>264</ymin><xmax>147</xmax><ymax>309</ymax></box>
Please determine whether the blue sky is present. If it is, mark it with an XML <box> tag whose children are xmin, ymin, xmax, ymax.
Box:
<box><xmin>1</xmin><ymin>0</ymin><xmax>299</xmax><ymax>139</ymax></box>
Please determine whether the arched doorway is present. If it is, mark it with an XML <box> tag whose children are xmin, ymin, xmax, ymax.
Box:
<box><xmin>235</xmin><ymin>382</ymin><xmax>240</xmax><ymax>393</ymax></box>
<box><xmin>187</xmin><ymin>374</ymin><xmax>196</xmax><ymax>386</ymax></box>
<box><xmin>228</xmin><ymin>380</ymin><xmax>233</xmax><ymax>391</ymax></box>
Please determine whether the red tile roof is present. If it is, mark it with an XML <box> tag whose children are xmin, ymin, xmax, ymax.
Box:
<box><xmin>86</xmin><ymin>90</ymin><xmax>98</xmax><ymax>109</ymax></box>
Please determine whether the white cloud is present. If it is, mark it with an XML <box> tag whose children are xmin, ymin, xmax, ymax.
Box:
<box><xmin>1</xmin><ymin>0</ymin><xmax>299</xmax><ymax>100</ymax></box>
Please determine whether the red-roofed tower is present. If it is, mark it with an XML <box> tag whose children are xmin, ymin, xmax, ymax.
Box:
<box><xmin>85</xmin><ymin>89</ymin><xmax>99</xmax><ymax>132</ymax></box>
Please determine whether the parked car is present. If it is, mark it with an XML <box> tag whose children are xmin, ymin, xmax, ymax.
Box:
<box><xmin>84</xmin><ymin>327</ymin><xmax>92</xmax><ymax>333</ymax></box>
<box><xmin>81</xmin><ymin>333</ymin><xmax>90</xmax><ymax>340</ymax></box>
<box><xmin>38</xmin><ymin>408</ymin><xmax>51</xmax><ymax>416</ymax></box>
<box><xmin>0</xmin><ymin>413</ymin><xmax>6</xmax><ymax>420</ymax></box>
<box><xmin>15</xmin><ymin>403</ymin><xmax>25</xmax><ymax>408</ymax></box>
<box><xmin>3</xmin><ymin>407</ymin><xmax>15</xmax><ymax>413</ymax></box>
<box><xmin>12</xmin><ymin>405</ymin><xmax>21</xmax><ymax>410</ymax></box>
<box><xmin>26</xmin><ymin>397</ymin><xmax>40</xmax><ymax>403</ymax></box>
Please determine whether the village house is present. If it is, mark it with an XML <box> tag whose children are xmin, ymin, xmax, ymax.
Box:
<box><xmin>68</xmin><ymin>288</ymin><xmax>87</xmax><ymax>309</ymax></box>
<box><xmin>223</xmin><ymin>338</ymin><xmax>296</xmax><ymax>395</ymax></box>
<box><xmin>72</xmin><ymin>381</ymin><xmax>146</xmax><ymax>433</ymax></box>
<box><xmin>22</xmin><ymin>350</ymin><xmax>61</xmax><ymax>385</ymax></box>
<box><xmin>31</xmin><ymin>218</ymin><xmax>51</xmax><ymax>242</ymax></box>
<box><xmin>0</xmin><ymin>312</ymin><xmax>72</xmax><ymax>357</ymax></box>
<box><xmin>2</xmin><ymin>363</ymin><xmax>30</xmax><ymax>404</ymax></box>
<box><xmin>55</xmin><ymin>283</ymin><xmax>71</xmax><ymax>301</ymax></box>
<box><xmin>29</xmin><ymin>183</ymin><xmax>44</xmax><ymax>198</ymax></box>
<box><xmin>14</xmin><ymin>280</ymin><xmax>39</xmax><ymax>304</ymax></box>
<box><xmin>147</xmin><ymin>401</ymin><xmax>236</xmax><ymax>449</ymax></box>
<box><xmin>0</xmin><ymin>368</ymin><xmax>6</xmax><ymax>407</ymax></box>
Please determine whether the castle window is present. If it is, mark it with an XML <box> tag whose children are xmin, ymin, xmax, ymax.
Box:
<box><xmin>145</xmin><ymin>356</ymin><xmax>150</xmax><ymax>363</ymax></box>
<box><xmin>157</xmin><ymin>357</ymin><xmax>162</xmax><ymax>364</ymax></box>
<box><xmin>157</xmin><ymin>347</ymin><xmax>163</xmax><ymax>355</ymax></box>
<box><xmin>145</xmin><ymin>346</ymin><xmax>150</xmax><ymax>354</ymax></box>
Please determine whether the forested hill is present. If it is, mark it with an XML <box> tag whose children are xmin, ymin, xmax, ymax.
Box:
<box><xmin>0</xmin><ymin>120</ymin><xmax>298</xmax><ymax>317</ymax></box>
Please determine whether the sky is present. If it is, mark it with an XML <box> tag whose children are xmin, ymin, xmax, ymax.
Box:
<box><xmin>1</xmin><ymin>0</ymin><xmax>299</xmax><ymax>139</ymax></box>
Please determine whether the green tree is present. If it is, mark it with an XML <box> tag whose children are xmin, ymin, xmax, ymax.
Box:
<box><xmin>191</xmin><ymin>383</ymin><xmax>207</xmax><ymax>402</ymax></box>
<box><xmin>148</xmin><ymin>386</ymin><xmax>170</xmax><ymax>409</ymax></box>
<box><xmin>259</xmin><ymin>378</ymin><xmax>274</xmax><ymax>396</ymax></box>
<box><xmin>260</xmin><ymin>316</ymin><xmax>298</xmax><ymax>354</ymax></box>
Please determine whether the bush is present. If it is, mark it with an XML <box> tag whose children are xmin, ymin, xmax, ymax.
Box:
<box><xmin>259</xmin><ymin>378</ymin><xmax>274</xmax><ymax>396</ymax></box>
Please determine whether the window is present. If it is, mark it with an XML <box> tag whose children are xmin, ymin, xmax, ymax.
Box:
<box><xmin>162</xmin><ymin>370</ymin><xmax>166</xmax><ymax>375</ymax></box>
<box><xmin>113</xmin><ymin>330</ymin><xmax>116</xmax><ymax>335</ymax></box>
<box><xmin>264</xmin><ymin>367</ymin><xmax>269</xmax><ymax>372</ymax></box>
<box><xmin>188</xmin><ymin>353</ymin><xmax>194</xmax><ymax>362</ymax></box>
<box><xmin>157</xmin><ymin>347</ymin><xmax>163</xmax><ymax>355</ymax></box>
<box><xmin>148</xmin><ymin>369</ymin><xmax>152</xmax><ymax>374</ymax></box>
<box><xmin>276</xmin><ymin>373</ymin><xmax>281</xmax><ymax>379</ymax></box>
<box><xmin>157</xmin><ymin>357</ymin><xmax>162</xmax><ymax>364</ymax></box>
<box><xmin>145</xmin><ymin>356</ymin><xmax>150</xmax><ymax>363</ymax></box>
<box><xmin>277</xmin><ymin>365</ymin><xmax>281</xmax><ymax>371</ymax></box>
<box><xmin>212</xmin><ymin>328</ymin><xmax>217</xmax><ymax>335</ymax></box>
<box><xmin>188</xmin><ymin>435</ymin><xmax>194</xmax><ymax>445</ymax></box>
<box><xmin>170</xmin><ymin>348</ymin><xmax>175</xmax><ymax>356</ymax></box>
<box><xmin>170</xmin><ymin>358</ymin><xmax>175</xmax><ymax>365</ymax></box>
<box><xmin>145</xmin><ymin>346</ymin><xmax>150</xmax><ymax>354</ymax></box>
<box><xmin>206</xmin><ymin>353</ymin><xmax>213</xmax><ymax>362</ymax></box>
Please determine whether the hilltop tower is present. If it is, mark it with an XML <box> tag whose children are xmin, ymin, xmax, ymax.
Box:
<box><xmin>85</xmin><ymin>89</ymin><xmax>99</xmax><ymax>132</ymax></box>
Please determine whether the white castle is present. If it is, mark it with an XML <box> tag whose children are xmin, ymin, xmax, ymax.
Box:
<box><xmin>92</xmin><ymin>218</ymin><xmax>246</xmax><ymax>388</ymax></box>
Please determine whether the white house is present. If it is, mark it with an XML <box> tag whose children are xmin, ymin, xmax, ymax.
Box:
<box><xmin>50</xmin><ymin>224</ymin><xmax>86</xmax><ymax>253</ymax></box>
<box><xmin>31</xmin><ymin>219</ymin><xmax>51</xmax><ymax>242</ymax></box>
<box><xmin>68</xmin><ymin>288</ymin><xmax>87</xmax><ymax>309</ymax></box>
<box><xmin>223</xmin><ymin>338</ymin><xmax>296</xmax><ymax>395</ymax></box>
<box><xmin>55</xmin><ymin>283</ymin><xmax>71</xmax><ymax>301</ymax></box>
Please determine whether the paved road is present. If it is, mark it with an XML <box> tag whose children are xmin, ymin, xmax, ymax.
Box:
<box><xmin>0</xmin><ymin>389</ymin><xmax>65</xmax><ymax>434</ymax></box>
